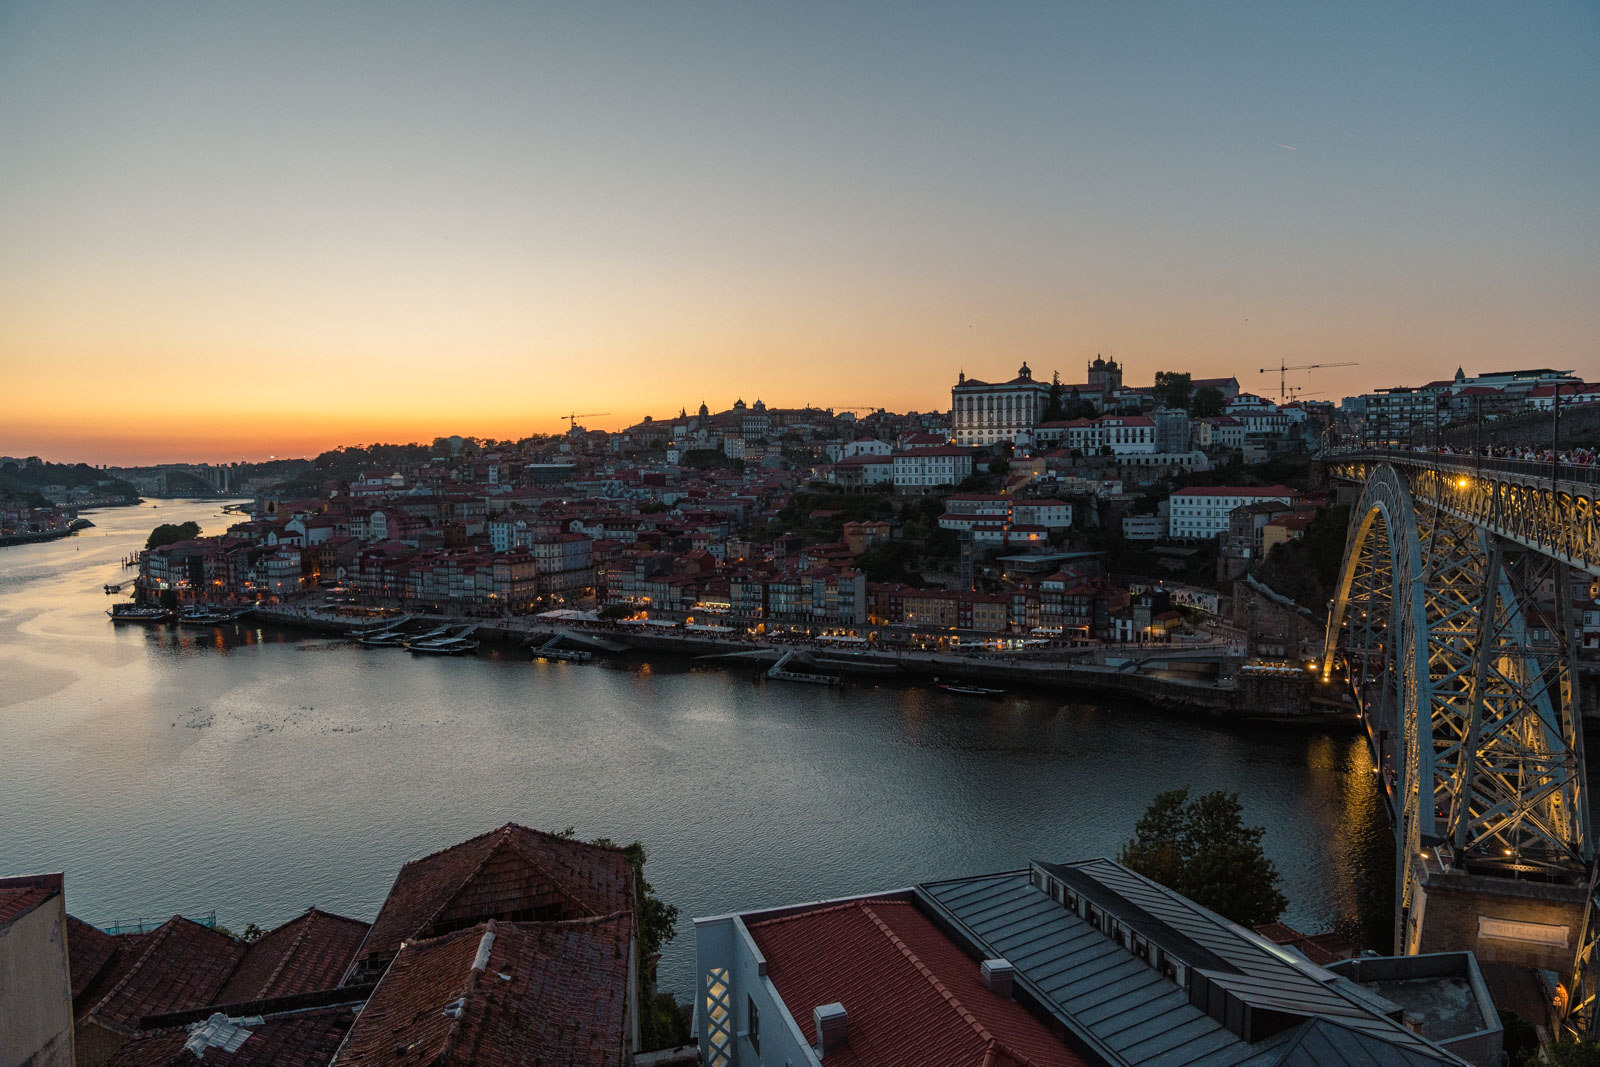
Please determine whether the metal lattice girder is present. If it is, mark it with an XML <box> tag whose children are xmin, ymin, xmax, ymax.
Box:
<box><xmin>1324</xmin><ymin>464</ymin><xmax>1591</xmax><ymax>965</ymax></box>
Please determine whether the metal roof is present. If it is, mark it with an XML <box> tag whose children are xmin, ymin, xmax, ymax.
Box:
<box><xmin>918</xmin><ymin>861</ymin><xmax>1465</xmax><ymax>1067</ymax></box>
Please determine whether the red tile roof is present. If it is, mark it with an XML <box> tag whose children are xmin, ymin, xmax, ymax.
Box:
<box><xmin>216</xmin><ymin>909</ymin><xmax>370</xmax><ymax>1006</ymax></box>
<box><xmin>0</xmin><ymin>873</ymin><xmax>60</xmax><ymax>926</ymax></box>
<box><xmin>83</xmin><ymin>917</ymin><xmax>247</xmax><ymax>1034</ymax></box>
<box><xmin>68</xmin><ymin>915</ymin><xmax>123</xmax><ymax>1000</ymax></box>
<box><xmin>104</xmin><ymin>1005</ymin><xmax>358</xmax><ymax>1067</ymax></box>
<box><xmin>1170</xmin><ymin>484</ymin><xmax>1295</xmax><ymax>497</ymax></box>
<box><xmin>333</xmin><ymin>916</ymin><xmax>633</xmax><ymax>1067</ymax></box>
<box><xmin>747</xmin><ymin>898</ymin><xmax>1088</xmax><ymax>1067</ymax></box>
<box><xmin>354</xmin><ymin>824</ymin><xmax>635</xmax><ymax>974</ymax></box>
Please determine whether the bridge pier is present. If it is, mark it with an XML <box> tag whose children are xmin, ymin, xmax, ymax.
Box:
<box><xmin>1408</xmin><ymin>851</ymin><xmax>1587</xmax><ymax>972</ymax></box>
<box><xmin>1323</xmin><ymin>450</ymin><xmax>1600</xmax><ymax>1035</ymax></box>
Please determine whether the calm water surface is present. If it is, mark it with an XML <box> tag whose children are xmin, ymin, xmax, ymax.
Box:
<box><xmin>1</xmin><ymin>499</ymin><xmax>1395</xmax><ymax>995</ymax></box>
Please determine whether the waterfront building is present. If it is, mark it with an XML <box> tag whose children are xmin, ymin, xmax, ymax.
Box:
<box><xmin>1167</xmin><ymin>485</ymin><xmax>1295</xmax><ymax>541</ymax></box>
<box><xmin>694</xmin><ymin>857</ymin><xmax>1474</xmax><ymax>1067</ymax></box>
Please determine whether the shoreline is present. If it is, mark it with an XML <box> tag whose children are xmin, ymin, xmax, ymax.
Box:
<box><xmin>245</xmin><ymin>604</ymin><xmax>1356</xmax><ymax>726</ymax></box>
<box><xmin>0</xmin><ymin>517</ymin><xmax>96</xmax><ymax>548</ymax></box>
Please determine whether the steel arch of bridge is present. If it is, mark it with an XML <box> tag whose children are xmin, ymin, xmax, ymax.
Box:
<box><xmin>1322</xmin><ymin>459</ymin><xmax>1594</xmax><ymax>1034</ymax></box>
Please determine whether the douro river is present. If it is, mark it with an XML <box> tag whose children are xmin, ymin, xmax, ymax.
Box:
<box><xmin>1</xmin><ymin>498</ymin><xmax>1396</xmax><ymax>996</ymax></box>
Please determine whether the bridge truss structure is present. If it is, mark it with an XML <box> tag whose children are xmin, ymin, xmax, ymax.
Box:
<box><xmin>1322</xmin><ymin>450</ymin><xmax>1600</xmax><ymax>1036</ymax></box>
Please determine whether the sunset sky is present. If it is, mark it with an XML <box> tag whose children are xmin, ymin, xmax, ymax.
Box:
<box><xmin>2</xmin><ymin>1</ymin><xmax>1596</xmax><ymax>465</ymax></box>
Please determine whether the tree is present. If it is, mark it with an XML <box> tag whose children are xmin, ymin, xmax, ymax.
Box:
<box><xmin>1064</xmin><ymin>387</ymin><xmax>1097</xmax><ymax>421</ymax></box>
<box><xmin>1153</xmin><ymin>371</ymin><xmax>1193</xmax><ymax>411</ymax></box>
<box><xmin>1192</xmin><ymin>386</ymin><xmax>1226</xmax><ymax>418</ymax></box>
<box><xmin>590</xmin><ymin>836</ymin><xmax>688</xmax><ymax>1050</ymax></box>
<box><xmin>1547</xmin><ymin>1039</ymin><xmax>1600</xmax><ymax>1067</ymax></box>
<box><xmin>988</xmin><ymin>458</ymin><xmax>1010</xmax><ymax>476</ymax></box>
<box><xmin>1120</xmin><ymin>787</ymin><xmax>1287</xmax><ymax>926</ymax></box>
<box><xmin>1042</xmin><ymin>372</ymin><xmax>1067</xmax><ymax>422</ymax></box>
<box><xmin>146</xmin><ymin>521</ymin><xmax>201</xmax><ymax>549</ymax></box>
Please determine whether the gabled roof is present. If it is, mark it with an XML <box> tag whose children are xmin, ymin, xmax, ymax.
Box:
<box><xmin>82</xmin><ymin>917</ymin><xmax>247</xmax><ymax>1034</ymax></box>
<box><xmin>216</xmin><ymin>909</ymin><xmax>370</xmax><ymax>1006</ymax></box>
<box><xmin>353</xmin><ymin>824</ymin><xmax>634</xmax><ymax>973</ymax></box>
<box><xmin>0</xmin><ymin>872</ymin><xmax>60</xmax><ymax>926</ymax></box>
<box><xmin>331</xmin><ymin>916</ymin><xmax>634</xmax><ymax>1067</ymax></box>
<box><xmin>747</xmin><ymin>897</ymin><xmax>1087</xmax><ymax>1067</ymax></box>
<box><xmin>67</xmin><ymin>915</ymin><xmax>123</xmax><ymax>1000</ymax></box>
<box><xmin>104</xmin><ymin>1004</ymin><xmax>359</xmax><ymax>1067</ymax></box>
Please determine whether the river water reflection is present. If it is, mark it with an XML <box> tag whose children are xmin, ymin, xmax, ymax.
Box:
<box><xmin>1</xmin><ymin>499</ymin><xmax>1395</xmax><ymax>995</ymax></box>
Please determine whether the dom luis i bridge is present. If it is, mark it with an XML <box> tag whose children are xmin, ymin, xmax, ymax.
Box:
<box><xmin>1320</xmin><ymin>446</ymin><xmax>1600</xmax><ymax>1036</ymax></box>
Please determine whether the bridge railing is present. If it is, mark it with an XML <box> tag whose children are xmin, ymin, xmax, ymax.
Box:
<box><xmin>1319</xmin><ymin>447</ymin><xmax>1600</xmax><ymax>488</ymax></box>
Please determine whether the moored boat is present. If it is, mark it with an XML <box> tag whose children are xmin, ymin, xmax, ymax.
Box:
<box><xmin>935</xmin><ymin>680</ymin><xmax>1006</xmax><ymax>697</ymax></box>
<box><xmin>404</xmin><ymin>636</ymin><xmax>480</xmax><ymax>655</ymax></box>
<box><xmin>108</xmin><ymin>604</ymin><xmax>172</xmax><ymax>623</ymax></box>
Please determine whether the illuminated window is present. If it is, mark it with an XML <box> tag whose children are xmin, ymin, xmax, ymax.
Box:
<box><xmin>704</xmin><ymin>967</ymin><xmax>733</xmax><ymax>1067</ymax></box>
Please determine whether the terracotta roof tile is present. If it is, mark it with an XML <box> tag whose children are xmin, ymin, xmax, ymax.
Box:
<box><xmin>333</xmin><ymin>916</ymin><xmax>633</xmax><ymax>1067</ymax></box>
<box><xmin>105</xmin><ymin>1005</ymin><xmax>357</xmax><ymax>1067</ymax></box>
<box><xmin>353</xmin><ymin>824</ymin><xmax>635</xmax><ymax>975</ymax></box>
<box><xmin>85</xmin><ymin>917</ymin><xmax>247</xmax><ymax>1034</ymax></box>
<box><xmin>748</xmin><ymin>898</ymin><xmax>1088</xmax><ymax>1067</ymax></box>
<box><xmin>68</xmin><ymin>915</ymin><xmax>122</xmax><ymax>999</ymax></box>
<box><xmin>0</xmin><ymin>872</ymin><xmax>61</xmax><ymax>926</ymax></box>
<box><xmin>216</xmin><ymin>909</ymin><xmax>370</xmax><ymax>1005</ymax></box>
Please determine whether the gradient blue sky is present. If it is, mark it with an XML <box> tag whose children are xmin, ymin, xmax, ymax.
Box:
<box><xmin>1</xmin><ymin>1</ymin><xmax>1596</xmax><ymax>462</ymax></box>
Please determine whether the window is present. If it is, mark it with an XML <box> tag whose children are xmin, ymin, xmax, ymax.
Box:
<box><xmin>747</xmin><ymin>994</ymin><xmax>760</xmax><ymax>1053</ymax></box>
<box><xmin>704</xmin><ymin>968</ymin><xmax>733</xmax><ymax>1067</ymax></box>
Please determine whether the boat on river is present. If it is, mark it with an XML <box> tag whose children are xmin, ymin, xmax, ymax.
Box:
<box><xmin>177</xmin><ymin>606</ymin><xmax>254</xmax><ymax>626</ymax></box>
<box><xmin>107</xmin><ymin>604</ymin><xmax>172</xmax><ymax>623</ymax></box>
<box><xmin>404</xmin><ymin>635</ymin><xmax>480</xmax><ymax>655</ymax></box>
<box><xmin>935</xmin><ymin>680</ymin><xmax>1006</xmax><ymax>697</ymax></box>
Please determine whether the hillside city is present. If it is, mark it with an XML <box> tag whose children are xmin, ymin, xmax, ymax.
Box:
<box><xmin>8</xmin><ymin>360</ymin><xmax>1599</xmax><ymax>664</ymax></box>
<box><xmin>144</xmin><ymin>362</ymin><xmax>1600</xmax><ymax>654</ymax></box>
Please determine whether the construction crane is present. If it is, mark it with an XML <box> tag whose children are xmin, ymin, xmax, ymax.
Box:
<box><xmin>563</xmin><ymin>412</ymin><xmax>609</xmax><ymax>433</ymax></box>
<box><xmin>1258</xmin><ymin>361</ymin><xmax>1358</xmax><ymax>402</ymax></box>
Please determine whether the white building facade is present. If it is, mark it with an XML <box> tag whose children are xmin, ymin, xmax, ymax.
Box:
<box><xmin>1168</xmin><ymin>485</ymin><xmax>1295</xmax><ymax>540</ymax></box>
<box><xmin>951</xmin><ymin>364</ymin><xmax>1050</xmax><ymax>447</ymax></box>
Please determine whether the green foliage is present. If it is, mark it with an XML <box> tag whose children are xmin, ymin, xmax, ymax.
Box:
<box><xmin>1063</xmin><ymin>388</ymin><xmax>1098</xmax><ymax>420</ymax></box>
<box><xmin>0</xmin><ymin>459</ymin><xmax>138</xmax><ymax>503</ymax></box>
<box><xmin>638</xmin><ymin>501</ymin><xmax>671</xmax><ymax>514</ymax></box>
<box><xmin>641</xmin><ymin>990</ymin><xmax>692</xmax><ymax>1051</ymax></box>
<box><xmin>989</xmin><ymin>458</ymin><xmax>1010</xmax><ymax>475</ymax></box>
<box><xmin>273</xmin><ymin>442</ymin><xmax>428</xmax><ymax>494</ymax></box>
<box><xmin>763</xmin><ymin>490</ymin><xmax>893</xmax><ymax>543</ymax></box>
<box><xmin>1548</xmin><ymin>1038</ymin><xmax>1600</xmax><ymax>1067</ymax></box>
<box><xmin>598</xmin><ymin>604</ymin><xmax>631</xmax><ymax>620</ymax></box>
<box><xmin>1120</xmin><ymin>787</ymin><xmax>1288</xmax><ymax>927</ymax></box>
<box><xmin>682</xmin><ymin>449</ymin><xmax>735</xmax><ymax>471</ymax></box>
<box><xmin>555</xmin><ymin>829</ymin><xmax>687</xmax><ymax>1051</ymax></box>
<box><xmin>1499</xmin><ymin>1010</ymin><xmax>1539</xmax><ymax>1067</ymax></box>
<box><xmin>239</xmin><ymin>922</ymin><xmax>265</xmax><ymax>944</ymax></box>
<box><xmin>1042</xmin><ymin>372</ymin><xmax>1067</xmax><ymax>422</ymax></box>
<box><xmin>1192</xmin><ymin>386</ymin><xmax>1226</xmax><ymax>418</ymax></box>
<box><xmin>146</xmin><ymin>521</ymin><xmax>201</xmax><ymax>549</ymax></box>
<box><xmin>855</xmin><ymin>540</ymin><xmax>922</xmax><ymax>583</ymax></box>
<box><xmin>1153</xmin><ymin>371</ymin><xmax>1193</xmax><ymax>411</ymax></box>
<box><xmin>1254</xmin><ymin>505</ymin><xmax>1351</xmax><ymax>611</ymax></box>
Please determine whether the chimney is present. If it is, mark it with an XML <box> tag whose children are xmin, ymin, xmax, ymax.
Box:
<box><xmin>981</xmin><ymin>958</ymin><xmax>1014</xmax><ymax>997</ymax></box>
<box><xmin>814</xmin><ymin>1003</ymin><xmax>848</xmax><ymax>1056</ymax></box>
